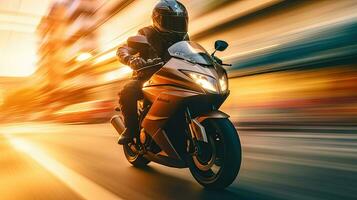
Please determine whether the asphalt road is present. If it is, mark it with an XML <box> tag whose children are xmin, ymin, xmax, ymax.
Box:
<box><xmin>0</xmin><ymin>122</ymin><xmax>356</xmax><ymax>200</ymax></box>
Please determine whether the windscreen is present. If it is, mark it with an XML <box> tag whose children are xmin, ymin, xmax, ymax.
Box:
<box><xmin>168</xmin><ymin>41</ymin><xmax>214</xmax><ymax>66</ymax></box>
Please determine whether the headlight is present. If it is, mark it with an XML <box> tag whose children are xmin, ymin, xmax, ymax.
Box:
<box><xmin>219</xmin><ymin>74</ymin><xmax>228</xmax><ymax>92</ymax></box>
<box><xmin>183</xmin><ymin>71</ymin><xmax>218</xmax><ymax>93</ymax></box>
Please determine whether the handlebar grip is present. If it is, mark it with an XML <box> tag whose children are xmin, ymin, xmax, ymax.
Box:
<box><xmin>222</xmin><ymin>63</ymin><xmax>232</xmax><ymax>66</ymax></box>
<box><xmin>136</xmin><ymin>61</ymin><xmax>164</xmax><ymax>72</ymax></box>
<box><xmin>146</xmin><ymin>58</ymin><xmax>162</xmax><ymax>65</ymax></box>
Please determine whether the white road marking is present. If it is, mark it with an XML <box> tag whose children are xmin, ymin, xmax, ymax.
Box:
<box><xmin>4</xmin><ymin>134</ymin><xmax>123</xmax><ymax>200</ymax></box>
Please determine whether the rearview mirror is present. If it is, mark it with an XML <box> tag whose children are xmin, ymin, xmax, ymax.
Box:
<box><xmin>214</xmin><ymin>40</ymin><xmax>228</xmax><ymax>52</ymax></box>
<box><xmin>127</xmin><ymin>35</ymin><xmax>150</xmax><ymax>50</ymax></box>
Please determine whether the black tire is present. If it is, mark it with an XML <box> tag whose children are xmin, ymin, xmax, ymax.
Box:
<box><xmin>123</xmin><ymin>143</ymin><xmax>150</xmax><ymax>167</ymax></box>
<box><xmin>189</xmin><ymin>118</ymin><xmax>241</xmax><ymax>189</ymax></box>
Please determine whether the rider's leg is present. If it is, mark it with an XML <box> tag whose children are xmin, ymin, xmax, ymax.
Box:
<box><xmin>118</xmin><ymin>79</ymin><xmax>143</xmax><ymax>144</ymax></box>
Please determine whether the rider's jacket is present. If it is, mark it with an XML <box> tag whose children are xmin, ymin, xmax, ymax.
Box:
<box><xmin>116</xmin><ymin>26</ymin><xmax>189</xmax><ymax>80</ymax></box>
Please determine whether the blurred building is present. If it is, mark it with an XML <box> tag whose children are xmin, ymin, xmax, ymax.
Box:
<box><xmin>0</xmin><ymin>77</ymin><xmax>28</xmax><ymax>108</ymax></box>
<box><xmin>33</xmin><ymin>0</ymin><xmax>283</xmax><ymax>109</ymax></box>
<box><xmin>2</xmin><ymin>0</ymin><xmax>356</xmax><ymax>124</ymax></box>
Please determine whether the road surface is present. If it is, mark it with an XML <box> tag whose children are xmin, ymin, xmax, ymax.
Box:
<box><xmin>0</xmin><ymin>122</ymin><xmax>356</xmax><ymax>200</ymax></box>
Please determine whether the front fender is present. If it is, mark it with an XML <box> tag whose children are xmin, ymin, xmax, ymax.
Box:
<box><xmin>196</xmin><ymin>110</ymin><xmax>230</xmax><ymax>123</ymax></box>
<box><xmin>191</xmin><ymin>110</ymin><xmax>230</xmax><ymax>143</ymax></box>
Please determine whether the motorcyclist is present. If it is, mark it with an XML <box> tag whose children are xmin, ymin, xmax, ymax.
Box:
<box><xmin>116</xmin><ymin>0</ymin><xmax>190</xmax><ymax>144</ymax></box>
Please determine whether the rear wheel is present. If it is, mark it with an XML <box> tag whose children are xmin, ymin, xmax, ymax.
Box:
<box><xmin>189</xmin><ymin>118</ymin><xmax>241</xmax><ymax>189</ymax></box>
<box><xmin>123</xmin><ymin>142</ymin><xmax>150</xmax><ymax>167</ymax></box>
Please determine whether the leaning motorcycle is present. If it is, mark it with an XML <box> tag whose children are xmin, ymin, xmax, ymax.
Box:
<box><xmin>111</xmin><ymin>36</ymin><xmax>241</xmax><ymax>189</ymax></box>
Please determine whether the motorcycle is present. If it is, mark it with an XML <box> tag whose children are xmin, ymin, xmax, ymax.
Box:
<box><xmin>111</xmin><ymin>36</ymin><xmax>241</xmax><ymax>189</ymax></box>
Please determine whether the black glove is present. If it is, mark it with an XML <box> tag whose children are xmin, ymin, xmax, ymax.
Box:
<box><xmin>128</xmin><ymin>57</ymin><xmax>146</xmax><ymax>70</ymax></box>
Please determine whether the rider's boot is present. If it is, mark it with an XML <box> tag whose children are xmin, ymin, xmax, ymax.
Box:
<box><xmin>118</xmin><ymin>128</ymin><xmax>132</xmax><ymax>144</ymax></box>
<box><xmin>117</xmin><ymin>80</ymin><xmax>141</xmax><ymax>145</ymax></box>
<box><xmin>117</xmin><ymin>106</ymin><xmax>139</xmax><ymax>145</ymax></box>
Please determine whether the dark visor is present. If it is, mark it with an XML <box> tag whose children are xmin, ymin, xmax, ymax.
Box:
<box><xmin>161</xmin><ymin>15</ymin><xmax>188</xmax><ymax>33</ymax></box>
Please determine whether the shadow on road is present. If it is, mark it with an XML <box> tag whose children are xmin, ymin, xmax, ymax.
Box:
<box><xmin>128</xmin><ymin>165</ymin><xmax>277</xmax><ymax>200</ymax></box>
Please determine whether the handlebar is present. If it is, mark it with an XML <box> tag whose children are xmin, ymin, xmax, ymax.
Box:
<box><xmin>221</xmin><ymin>63</ymin><xmax>232</xmax><ymax>67</ymax></box>
<box><xmin>136</xmin><ymin>58</ymin><xmax>164</xmax><ymax>72</ymax></box>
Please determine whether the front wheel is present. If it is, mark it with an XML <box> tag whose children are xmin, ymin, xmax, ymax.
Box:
<box><xmin>189</xmin><ymin>118</ymin><xmax>242</xmax><ymax>189</ymax></box>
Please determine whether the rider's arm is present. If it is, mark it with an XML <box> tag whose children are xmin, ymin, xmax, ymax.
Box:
<box><xmin>117</xmin><ymin>29</ymin><xmax>149</xmax><ymax>70</ymax></box>
<box><xmin>117</xmin><ymin>39</ymin><xmax>148</xmax><ymax>70</ymax></box>
<box><xmin>116</xmin><ymin>43</ymin><xmax>138</xmax><ymax>66</ymax></box>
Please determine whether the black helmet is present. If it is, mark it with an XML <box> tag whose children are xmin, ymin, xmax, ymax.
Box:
<box><xmin>152</xmin><ymin>0</ymin><xmax>188</xmax><ymax>34</ymax></box>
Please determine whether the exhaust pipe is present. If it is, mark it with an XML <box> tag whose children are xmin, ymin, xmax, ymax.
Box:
<box><xmin>111</xmin><ymin>115</ymin><xmax>125</xmax><ymax>136</ymax></box>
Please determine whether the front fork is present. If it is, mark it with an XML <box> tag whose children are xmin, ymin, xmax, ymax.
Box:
<box><xmin>185</xmin><ymin>108</ymin><xmax>209</xmax><ymax>156</ymax></box>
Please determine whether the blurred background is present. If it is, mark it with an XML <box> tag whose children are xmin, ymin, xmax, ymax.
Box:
<box><xmin>0</xmin><ymin>0</ymin><xmax>356</xmax><ymax>125</ymax></box>
<box><xmin>0</xmin><ymin>0</ymin><xmax>356</xmax><ymax>200</ymax></box>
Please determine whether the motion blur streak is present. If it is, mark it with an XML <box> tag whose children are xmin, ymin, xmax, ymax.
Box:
<box><xmin>0</xmin><ymin>0</ymin><xmax>357</xmax><ymax>199</ymax></box>
<box><xmin>224</xmin><ymin>67</ymin><xmax>357</xmax><ymax>124</ymax></box>
<box><xmin>4</xmin><ymin>133</ymin><xmax>123</xmax><ymax>200</ymax></box>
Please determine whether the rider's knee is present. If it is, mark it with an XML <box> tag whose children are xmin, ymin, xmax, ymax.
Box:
<box><xmin>118</xmin><ymin>81</ymin><xmax>141</xmax><ymax>104</ymax></box>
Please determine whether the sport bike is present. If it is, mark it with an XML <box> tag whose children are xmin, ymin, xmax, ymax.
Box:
<box><xmin>111</xmin><ymin>36</ymin><xmax>241</xmax><ymax>189</ymax></box>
